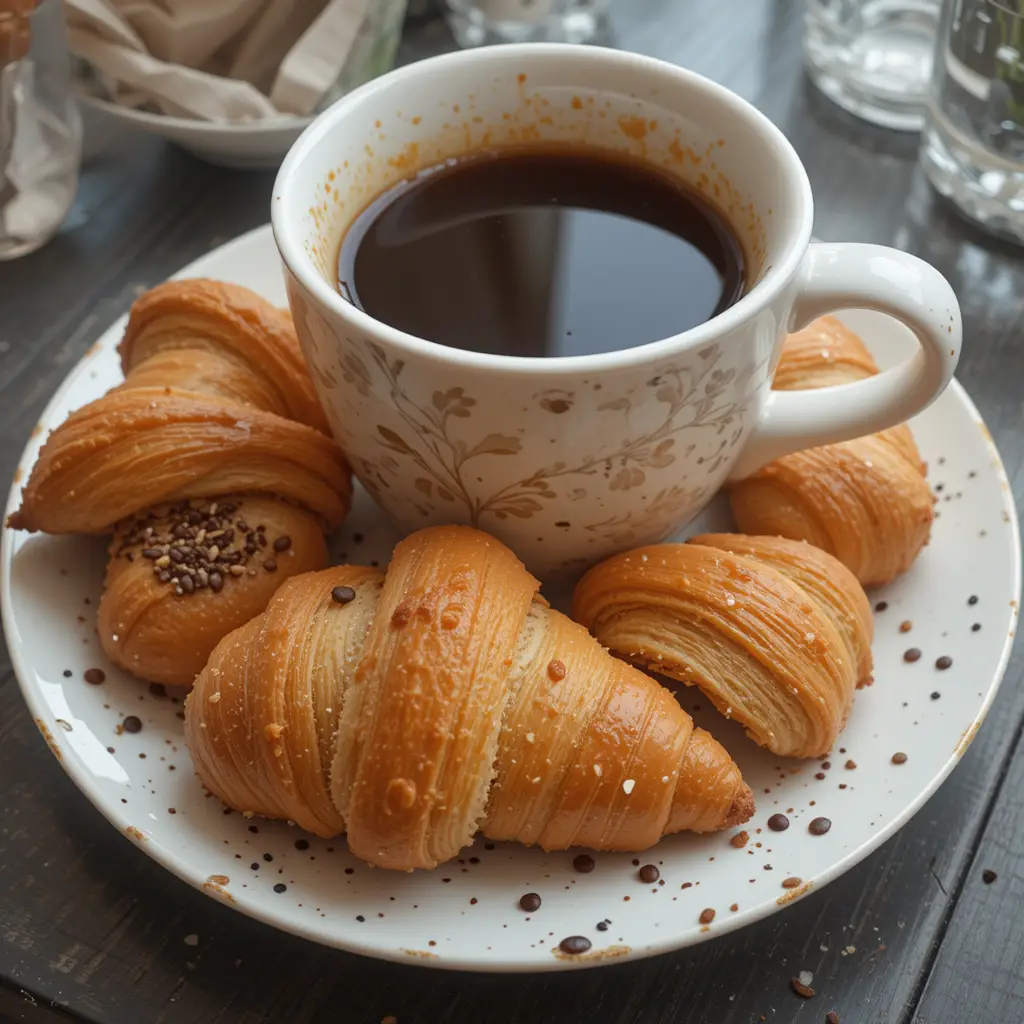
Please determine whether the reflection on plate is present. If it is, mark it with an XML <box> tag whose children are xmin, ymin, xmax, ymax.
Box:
<box><xmin>2</xmin><ymin>225</ymin><xmax>1019</xmax><ymax>972</ymax></box>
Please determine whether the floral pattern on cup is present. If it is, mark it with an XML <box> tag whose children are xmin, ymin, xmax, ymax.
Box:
<box><xmin>288</xmin><ymin>272</ymin><xmax>764</xmax><ymax>571</ymax></box>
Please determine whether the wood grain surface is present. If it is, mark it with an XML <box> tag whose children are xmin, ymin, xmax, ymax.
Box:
<box><xmin>1</xmin><ymin>2</ymin><xmax>1022</xmax><ymax>1022</ymax></box>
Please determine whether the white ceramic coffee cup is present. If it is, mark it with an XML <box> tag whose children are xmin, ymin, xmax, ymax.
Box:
<box><xmin>273</xmin><ymin>44</ymin><xmax>960</xmax><ymax>576</ymax></box>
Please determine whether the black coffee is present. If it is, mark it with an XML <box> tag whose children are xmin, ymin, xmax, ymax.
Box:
<box><xmin>337</xmin><ymin>146</ymin><xmax>745</xmax><ymax>358</ymax></box>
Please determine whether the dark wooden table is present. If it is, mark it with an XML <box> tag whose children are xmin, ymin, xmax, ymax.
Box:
<box><xmin>2</xmin><ymin>2</ymin><xmax>1023</xmax><ymax>1022</ymax></box>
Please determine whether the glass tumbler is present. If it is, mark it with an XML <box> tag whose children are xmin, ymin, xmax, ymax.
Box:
<box><xmin>0</xmin><ymin>0</ymin><xmax>81</xmax><ymax>261</ymax></box>
<box><xmin>921</xmin><ymin>0</ymin><xmax>1024</xmax><ymax>243</ymax></box>
<box><xmin>444</xmin><ymin>0</ymin><xmax>610</xmax><ymax>47</ymax></box>
<box><xmin>805</xmin><ymin>0</ymin><xmax>942</xmax><ymax>130</ymax></box>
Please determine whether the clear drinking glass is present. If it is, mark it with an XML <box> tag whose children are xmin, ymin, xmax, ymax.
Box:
<box><xmin>921</xmin><ymin>0</ymin><xmax>1024</xmax><ymax>242</ymax></box>
<box><xmin>0</xmin><ymin>0</ymin><xmax>81</xmax><ymax>261</ymax></box>
<box><xmin>444</xmin><ymin>0</ymin><xmax>610</xmax><ymax>47</ymax></box>
<box><xmin>805</xmin><ymin>0</ymin><xmax>942</xmax><ymax>130</ymax></box>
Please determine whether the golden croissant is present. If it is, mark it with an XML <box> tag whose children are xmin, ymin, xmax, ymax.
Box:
<box><xmin>9</xmin><ymin>280</ymin><xmax>352</xmax><ymax>687</ymax></box>
<box><xmin>729</xmin><ymin>316</ymin><xmax>934</xmax><ymax>587</ymax></box>
<box><xmin>185</xmin><ymin>526</ymin><xmax>754</xmax><ymax>871</ymax></box>
<box><xmin>573</xmin><ymin>533</ymin><xmax>874</xmax><ymax>758</ymax></box>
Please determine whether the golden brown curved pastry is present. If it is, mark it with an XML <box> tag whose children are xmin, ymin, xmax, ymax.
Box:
<box><xmin>572</xmin><ymin>534</ymin><xmax>873</xmax><ymax>758</ymax></box>
<box><xmin>9</xmin><ymin>279</ymin><xmax>352</xmax><ymax>687</ymax></box>
<box><xmin>729</xmin><ymin>316</ymin><xmax>934</xmax><ymax>587</ymax></box>
<box><xmin>185</xmin><ymin>526</ymin><xmax>754</xmax><ymax>869</ymax></box>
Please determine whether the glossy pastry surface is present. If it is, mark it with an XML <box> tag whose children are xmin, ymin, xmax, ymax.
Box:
<box><xmin>186</xmin><ymin>525</ymin><xmax>754</xmax><ymax>869</ymax></box>
<box><xmin>573</xmin><ymin>533</ymin><xmax>873</xmax><ymax>758</ymax></box>
<box><xmin>730</xmin><ymin>316</ymin><xmax>934</xmax><ymax>587</ymax></box>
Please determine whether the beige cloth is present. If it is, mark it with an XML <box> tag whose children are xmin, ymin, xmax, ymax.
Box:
<box><xmin>64</xmin><ymin>0</ymin><xmax>374</xmax><ymax>121</ymax></box>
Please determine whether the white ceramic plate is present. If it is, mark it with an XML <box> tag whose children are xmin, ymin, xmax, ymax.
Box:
<box><xmin>77</xmin><ymin>92</ymin><xmax>312</xmax><ymax>170</ymax></box>
<box><xmin>3</xmin><ymin>225</ymin><xmax>1020</xmax><ymax>972</ymax></box>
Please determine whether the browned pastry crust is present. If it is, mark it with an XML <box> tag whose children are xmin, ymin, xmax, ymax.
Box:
<box><xmin>572</xmin><ymin>534</ymin><xmax>874</xmax><ymax>758</ymax></box>
<box><xmin>729</xmin><ymin>316</ymin><xmax>934</xmax><ymax>587</ymax></box>
<box><xmin>100</xmin><ymin>496</ymin><xmax>327</xmax><ymax>687</ymax></box>
<box><xmin>8</xmin><ymin>279</ymin><xmax>351</xmax><ymax>687</ymax></box>
<box><xmin>185</xmin><ymin>526</ymin><xmax>754</xmax><ymax>869</ymax></box>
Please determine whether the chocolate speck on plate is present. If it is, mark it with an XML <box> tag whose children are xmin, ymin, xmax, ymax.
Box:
<box><xmin>972</xmin><ymin>622</ymin><xmax>982</xmax><ymax>632</ymax></box>
<box><xmin>874</xmin><ymin>601</ymin><xmax>888</xmax><ymax>612</ymax></box>
<box><xmin>573</xmin><ymin>853</ymin><xmax>595</xmax><ymax>873</ymax></box>
<box><xmin>826</xmin><ymin>1013</ymin><xmax>840</xmax><ymax>1024</ymax></box>
<box><xmin>84</xmin><ymin>668</ymin><xmax>105</xmax><ymax>685</ymax></box>
<box><xmin>808</xmin><ymin>817</ymin><xmax>832</xmax><ymax>836</ymax></box>
<box><xmin>519</xmin><ymin>892</ymin><xmax>541</xmax><ymax>912</ymax></box>
<box><xmin>62</xmin><ymin>669</ymin><xmax>72</xmax><ymax>678</ymax></box>
<box><xmin>968</xmin><ymin>594</ymin><xmax>978</xmax><ymax>605</ymax></box>
<box><xmin>782</xmin><ymin>877</ymin><xmax>802</xmax><ymax>889</ymax></box>
<box><xmin>931</xmin><ymin>691</ymin><xmax>941</xmax><ymax>700</ymax></box>
<box><xmin>295</xmin><ymin>839</ymin><xmax>309</xmax><ymax>851</ymax></box>
<box><xmin>122</xmin><ymin>715</ymin><xmax>142</xmax><ymax>733</ymax></box>
<box><xmin>767</xmin><ymin>814</ymin><xmax>789</xmax><ymax>832</ymax></box>
<box><xmin>845</xmin><ymin>759</ymin><xmax>857</xmax><ymax>770</ymax></box>
<box><xmin>698</xmin><ymin>908</ymin><xmax>715</xmax><ymax>924</ymax></box>
<box><xmin>891</xmin><ymin>752</ymin><xmax>908</xmax><ymax>764</ymax></box>
<box><xmin>903</xmin><ymin>648</ymin><xmax>922</xmax><ymax>663</ymax></box>
<box><xmin>558</xmin><ymin>935</ymin><xmax>591</xmax><ymax>955</ymax></box>
<box><xmin>596</xmin><ymin>920</ymin><xmax>609</xmax><ymax>931</ymax></box>
<box><xmin>982</xmin><ymin>869</ymin><xmax>997</xmax><ymax>884</ymax></box>
<box><xmin>935</xmin><ymin>655</ymin><xmax>953</xmax><ymax>670</ymax></box>
<box><xmin>899</xmin><ymin>620</ymin><xmax>913</xmax><ymax>634</ymax></box>
<box><xmin>273</xmin><ymin>883</ymin><xmax>287</xmax><ymax>893</ymax></box>
<box><xmin>638</xmin><ymin>864</ymin><xmax>660</xmax><ymax>883</ymax></box>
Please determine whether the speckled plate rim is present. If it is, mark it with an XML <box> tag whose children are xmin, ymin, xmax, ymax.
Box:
<box><xmin>3</xmin><ymin>224</ymin><xmax>1020</xmax><ymax>972</ymax></box>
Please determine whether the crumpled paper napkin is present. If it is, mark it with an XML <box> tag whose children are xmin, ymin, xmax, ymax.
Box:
<box><xmin>64</xmin><ymin>0</ymin><xmax>377</xmax><ymax>121</ymax></box>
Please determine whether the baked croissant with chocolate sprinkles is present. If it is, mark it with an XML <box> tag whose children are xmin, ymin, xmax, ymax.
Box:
<box><xmin>9</xmin><ymin>279</ymin><xmax>352</xmax><ymax>687</ymax></box>
<box><xmin>185</xmin><ymin>525</ymin><xmax>754</xmax><ymax>870</ymax></box>
<box><xmin>573</xmin><ymin>534</ymin><xmax>873</xmax><ymax>758</ymax></box>
<box><xmin>729</xmin><ymin>316</ymin><xmax>934</xmax><ymax>587</ymax></box>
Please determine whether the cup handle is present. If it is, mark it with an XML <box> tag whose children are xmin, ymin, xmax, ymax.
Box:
<box><xmin>728</xmin><ymin>242</ymin><xmax>961</xmax><ymax>480</ymax></box>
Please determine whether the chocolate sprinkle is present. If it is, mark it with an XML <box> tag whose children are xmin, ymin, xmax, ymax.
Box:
<box><xmin>638</xmin><ymin>864</ymin><xmax>660</xmax><ymax>883</ymax></box>
<box><xmin>84</xmin><ymin>668</ymin><xmax>105</xmax><ymax>685</ymax></box>
<box><xmin>903</xmin><ymin>648</ymin><xmax>922</xmax><ymax>663</ymax></box>
<box><xmin>891</xmin><ymin>752</ymin><xmax>908</xmax><ymax>764</ymax></box>
<box><xmin>874</xmin><ymin>601</ymin><xmax>888</xmax><ymax>612</ymax></box>
<box><xmin>808</xmin><ymin>817</ymin><xmax>831</xmax><ymax>835</ymax></box>
<box><xmin>273</xmin><ymin>883</ymin><xmax>287</xmax><ymax>893</ymax></box>
<box><xmin>62</xmin><ymin>669</ymin><xmax>72</xmax><ymax>678</ymax></box>
<box><xmin>596</xmin><ymin>920</ymin><xmax>609</xmax><ymax>932</ymax></box>
<box><xmin>968</xmin><ymin>595</ymin><xmax>978</xmax><ymax>605</ymax></box>
<box><xmin>573</xmin><ymin>853</ymin><xmax>595</xmax><ymax>873</ymax></box>
<box><xmin>698</xmin><ymin>908</ymin><xmax>715</xmax><ymax>924</ymax></box>
<box><xmin>122</xmin><ymin>715</ymin><xmax>142</xmax><ymax>733</ymax></box>
<box><xmin>935</xmin><ymin>655</ymin><xmax>953</xmax><ymax>670</ymax></box>
<box><xmin>767</xmin><ymin>813</ymin><xmax>790</xmax><ymax>832</ymax></box>
<box><xmin>972</xmin><ymin>623</ymin><xmax>981</xmax><ymax>632</ymax></box>
<box><xmin>331</xmin><ymin>586</ymin><xmax>356</xmax><ymax>605</ymax></box>
<box><xmin>931</xmin><ymin>691</ymin><xmax>941</xmax><ymax>700</ymax></box>
<box><xmin>982</xmin><ymin>869</ymin><xmax>997</xmax><ymax>884</ymax></box>
<box><xmin>519</xmin><ymin>892</ymin><xmax>542</xmax><ymax>912</ymax></box>
<box><xmin>558</xmin><ymin>935</ymin><xmax>591</xmax><ymax>955</ymax></box>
